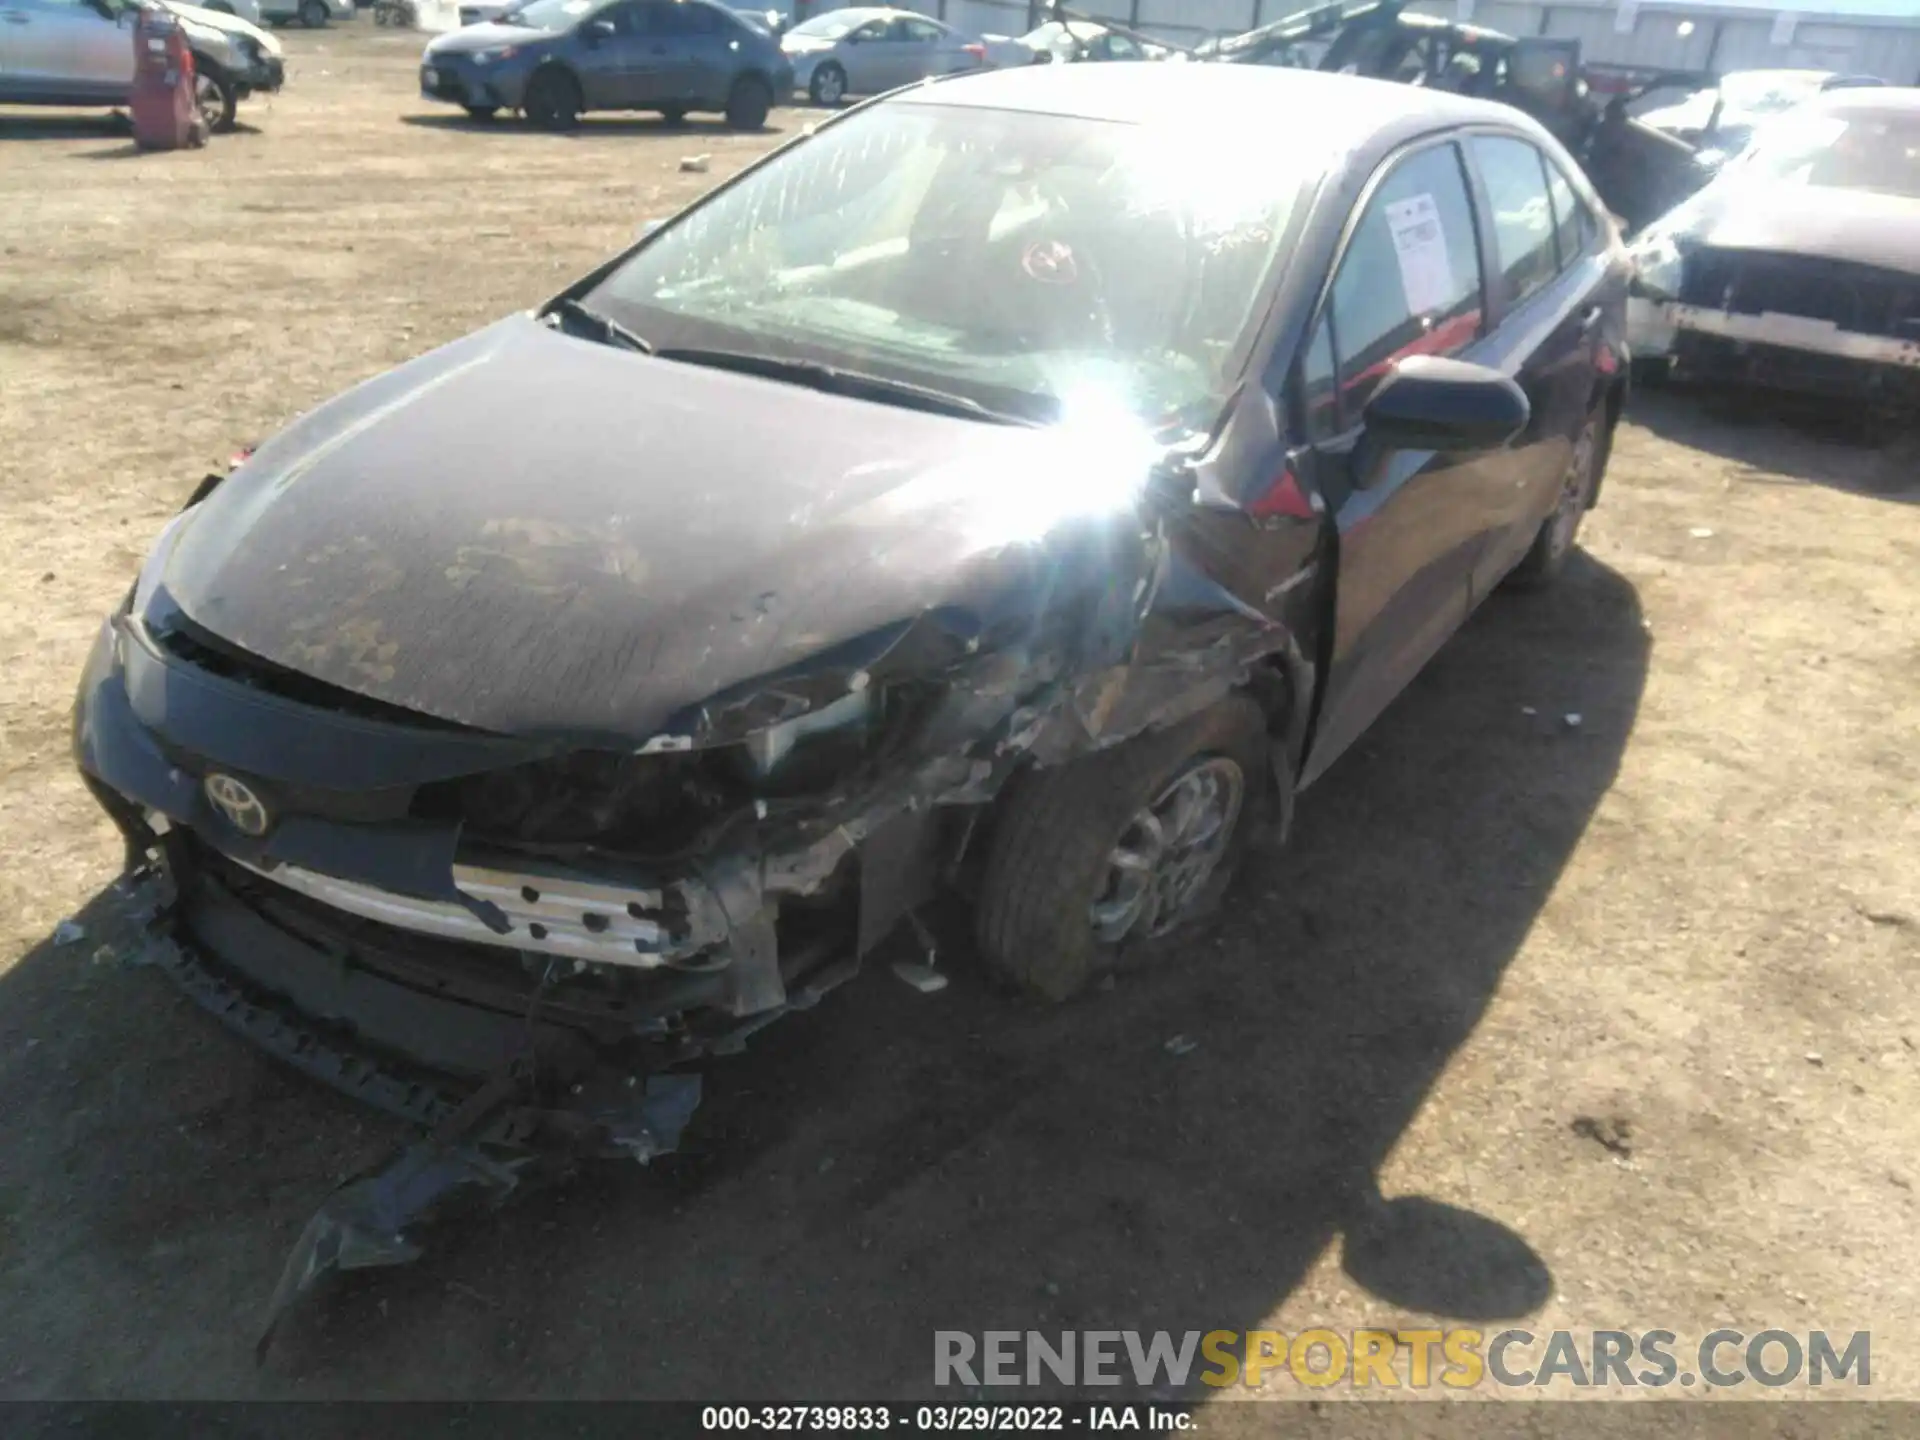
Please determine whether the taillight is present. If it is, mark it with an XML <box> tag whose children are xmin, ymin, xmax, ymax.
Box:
<box><xmin>1247</xmin><ymin>467</ymin><xmax>1317</xmax><ymax>521</ymax></box>
<box><xmin>964</xmin><ymin>42</ymin><xmax>986</xmax><ymax>61</ymax></box>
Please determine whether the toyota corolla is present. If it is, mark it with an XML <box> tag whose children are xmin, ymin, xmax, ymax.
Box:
<box><xmin>73</xmin><ymin>61</ymin><xmax>1628</xmax><ymax>1323</ymax></box>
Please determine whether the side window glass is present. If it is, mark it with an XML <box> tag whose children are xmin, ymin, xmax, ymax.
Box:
<box><xmin>1549</xmin><ymin>158</ymin><xmax>1601</xmax><ymax>262</ymax></box>
<box><xmin>1323</xmin><ymin>141</ymin><xmax>1485</xmax><ymax>417</ymax></box>
<box><xmin>611</xmin><ymin>1</ymin><xmax>648</xmax><ymax>36</ymax></box>
<box><xmin>1468</xmin><ymin>134</ymin><xmax>1558</xmax><ymax>305</ymax></box>
<box><xmin>853</xmin><ymin>19</ymin><xmax>890</xmax><ymax>42</ymax></box>
<box><xmin>1299</xmin><ymin>314</ymin><xmax>1338</xmax><ymax>442</ymax></box>
<box><xmin>1109</xmin><ymin>35</ymin><xmax>1141</xmax><ymax>59</ymax></box>
<box><xmin>683</xmin><ymin>2</ymin><xmax>721</xmax><ymax>35</ymax></box>
<box><xmin>901</xmin><ymin>18</ymin><xmax>942</xmax><ymax>42</ymax></box>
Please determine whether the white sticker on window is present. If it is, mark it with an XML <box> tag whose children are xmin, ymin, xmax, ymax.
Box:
<box><xmin>1384</xmin><ymin>192</ymin><xmax>1455</xmax><ymax>318</ymax></box>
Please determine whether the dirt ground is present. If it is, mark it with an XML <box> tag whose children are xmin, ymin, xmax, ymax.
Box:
<box><xmin>2</xmin><ymin>24</ymin><xmax>1918</xmax><ymax>1418</ymax></box>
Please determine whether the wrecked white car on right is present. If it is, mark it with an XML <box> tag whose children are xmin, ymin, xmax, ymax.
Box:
<box><xmin>1627</xmin><ymin>87</ymin><xmax>1920</xmax><ymax>411</ymax></box>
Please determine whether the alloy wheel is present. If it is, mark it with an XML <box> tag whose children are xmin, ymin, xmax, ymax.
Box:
<box><xmin>1089</xmin><ymin>756</ymin><xmax>1245</xmax><ymax>944</ymax></box>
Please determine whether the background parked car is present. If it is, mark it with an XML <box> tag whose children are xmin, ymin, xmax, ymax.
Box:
<box><xmin>0</xmin><ymin>0</ymin><xmax>284</xmax><ymax>131</ymax></box>
<box><xmin>1638</xmin><ymin>68</ymin><xmax>1887</xmax><ymax>168</ymax></box>
<box><xmin>258</xmin><ymin>0</ymin><xmax>354</xmax><ymax>25</ymax></box>
<box><xmin>1627</xmin><ymin>87</ymin><xmax>1920</xmax><ymax>409</ymax></box>
<box><xmin>421</xmin><ymin>0</ymin><xmax>792</xmax><ymax>128</ymax></box>
<box><xmin>781</xmin><ymin>6</ymin><xmax>987</xmax><ymax>106</ymax></box>
<box><xmin>996</xmin><ymin>20</ymin><xmax>1171</xmax><ymax>66</ymax></box>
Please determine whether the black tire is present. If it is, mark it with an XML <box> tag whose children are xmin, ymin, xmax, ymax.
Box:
<box><xmin>659</xmin><ymin>105</ymin><xmax>687</xmax><ymax>126</ymax></box>
<box><xmin>1509</xmin><ymin>405</ymin><xmax>1607</xmax><ymax>590</ymax></box>
<box><xmin>1630</xmin><ymin>355</ymin><xmax>1671</xmax><ymax>387</ymax></box>
<box><xmin>725</xmin><ymin>74</ymin><xmax>771</xmax><ymax>131</ymax></box>
<box><xmin>463</xmin><ymin>104</ymin><xmax>498</xmax><ymax>121</ymax></box>
<box><xmin>976</xmin><ymin>696</ymin><xmax>1270</xmax><ymax>1002</ymax></box>
<box><xmin>808</xmin><ymin>62</ymin><xmax>846</xmax><ymax>106</ymax></box>
<box><xmin>299</xmin><ymin>0</ymin><xmax>328</xmax><ymax>26</ymax></box>
<box><xmin>523</xmin><ymin>67</ymin><xmax>582</xmax><ymax>131</ymax></box>
<box><xmin>192</xmin><ymin>61</ymin><xmax>238</xmax><ymax>133</ymax></box>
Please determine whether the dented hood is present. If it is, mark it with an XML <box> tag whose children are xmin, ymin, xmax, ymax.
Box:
<box><xmin>1669</xmin><ymin>182</ymin><xmax>1920</xmax><ymax>275</ymax></box>
<box><xmin>159</xmin><ymin>315</ymin><xmax>1146</xmax><ymax>740</ymax></box>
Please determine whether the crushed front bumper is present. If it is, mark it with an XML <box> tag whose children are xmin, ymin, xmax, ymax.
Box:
<box><xmin>1629</xmin><ymin>289</ymin><xmax>1920</xmax><ymax>406</ymax></box>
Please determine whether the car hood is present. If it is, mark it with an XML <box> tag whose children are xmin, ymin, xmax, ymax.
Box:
<box><xmin>155</xmin><ymin>315</ymin><xmax>1150</xmax><ymax>742</ymax></box>
<box><xmin>426</xmin><ymin>22</ymin><xmax>552</xmax><ymax>56</ymax></box>
<box><xmin>1668</xmin><ymin>182</ymin><xmax>1920</xmax><ymax>275</ymax></box>
<box><xmin>166</xmin><ymin>1</ymin><xmax>279</xmax><ymax>52</ymax></box>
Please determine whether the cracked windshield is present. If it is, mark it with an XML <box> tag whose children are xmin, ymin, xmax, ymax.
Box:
<box><xmin>588</xmin><ymin>100</ymin><xmax>1314</xmax><ymax>435</ymax></box>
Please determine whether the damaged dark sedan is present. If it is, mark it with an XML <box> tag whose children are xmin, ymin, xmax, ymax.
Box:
<box><xmin>73</xmin><ymin>62</ymin><xmax>1627</xmax><ymax>1327</ymax></box>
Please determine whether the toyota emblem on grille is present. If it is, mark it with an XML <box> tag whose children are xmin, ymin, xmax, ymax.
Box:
<box><xmin>204</xmin><ymin>773</ymin><xmax>271</xmax><ymax>837</ymax></box>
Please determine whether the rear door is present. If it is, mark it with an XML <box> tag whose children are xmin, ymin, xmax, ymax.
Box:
<box><xmin>901</xmin><ymin>15</ymin><xmax>969</xmax><ymax>78</ymax></box>
<box><xmin>5</xmin><ymin>0</ymin><xmax>131</xmax><ymax>101</ymax></box>
<box><xmin>1290</xmin><ymin>136</ymin><xmax>1514</xmax><ymax>788</ymax></box>
<box><xmin>1460</xmin><ymin>132</ymin><xmax>1608</xmax><ymax>590</ymax></box>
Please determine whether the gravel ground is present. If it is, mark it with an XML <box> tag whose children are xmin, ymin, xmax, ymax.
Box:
<box><xmin>1</xmin><ymin>25</ymin><xmax>1916</xmax><ymax>1417</ymax></box>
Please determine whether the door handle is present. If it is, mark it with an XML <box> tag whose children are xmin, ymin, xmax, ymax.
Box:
<box><xmin>1577</xmin><ymin>305</ymin><xmax>1603</xmax><ymax>334</ymax></box>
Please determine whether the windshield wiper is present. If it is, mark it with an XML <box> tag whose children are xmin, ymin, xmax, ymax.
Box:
<box><xmin>542</xmin><ymin>297</ymin><xmax>653</xmax><ymax>354</ymax></box>
<box><xmin>652</xmin><ymin>347</ymin><xmax>1039</xmax><ymax>426</ymax></box>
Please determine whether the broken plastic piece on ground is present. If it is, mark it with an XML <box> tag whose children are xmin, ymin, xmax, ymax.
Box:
<box><xmin>891</xmin><ymin>959</ymin><xmax>948</xmax><ymax>994</ymax></box>
<box><xmin>1164</xmin><ymin>1034</ymin><xmax>1198</xmax><ymax>1056</ymax></box>
<box><xmin>1689</xmin><ymin>527</ymin><xmax>1715</xmax><ymax>538</ymax></box>
<box><xmin>679</xmin><ymin>154</ymin><xmax>711</xmax><ymax>173</ymax></box>
<box><xmin>254</xmin><ymin>1067</ymin><xmax>702</xmax><ymax>1363</ymax></box>
<box><xmin>1563</xmin><ymin>712</ymin><xmax>1584</xmax><ymax>728</ymax></box>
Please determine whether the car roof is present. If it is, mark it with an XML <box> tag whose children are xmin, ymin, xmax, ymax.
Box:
<box><xmin>890</xmin><ymin>59</ymin><xmax>1528</xmax><ymax>144</ymax></box>
<box><xmin>1808</xmin><ymin>85</ymin><xmax>1920</xmax><ymax>117</ymax></box>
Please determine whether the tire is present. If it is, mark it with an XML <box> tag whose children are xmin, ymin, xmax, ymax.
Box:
<box><xmin>659</xmin><ymin>105</ymin><xmax>687</xmax><ymax>126</ymax></box>
<box><xmin>193</xmin><ymin>62</ymin><xmax>238</xmax><ymax>134</ymax></box>
<box><xmin>725</xmin><ymin>74</ymin><xmax>771</xmax><ymax>131</ymax></box>
<box><xmin>1509</xmin><ymin>405</ymin><xmax>1606</xmax><ymax>590</ymax></box>
<box><xmin>976</xmin><ymin>696</ymin><xmax>1270</xmax><ymax>1002</ymax></box>
<box><xmin>808</xmin><ymin>62</ymin><xmax>846</xmax><ymax>106</ymax></box>
<box><xmin>1630</xmin><ymin>355</ymin><xmax>1670</xmax><ymax>387</ymax></box>
<box><xmin>463</xmin><ymin>104</ymin><xmax>498</xmax><ymax>121</ymax></box>
<box><xmin>299</xmin><ymin>0</ymin><xmax>328</xmax><ymax>25</ymax></box>
<box><xmin>523</xmin><ymin>66</ymin><xmax>582</xmax><ymax>131</ymax></box>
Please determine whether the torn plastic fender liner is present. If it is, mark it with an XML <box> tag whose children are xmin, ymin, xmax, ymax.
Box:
<box><xmin>256</xmin><ymin>1066</ymin><xmax>703</xmax><ymax>1363</ymax></box>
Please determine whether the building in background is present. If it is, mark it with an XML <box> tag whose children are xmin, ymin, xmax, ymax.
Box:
<box><xmin>794</xmin><ymin>0</ymin><xmax>1920</xmax><ymax>82</ymax></box>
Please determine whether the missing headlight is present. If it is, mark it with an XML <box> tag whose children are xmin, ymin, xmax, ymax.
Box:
<box><xmin>742</xmin><ymin>687</ymin><xmax>873</xmax><ymax>780</ymax></box>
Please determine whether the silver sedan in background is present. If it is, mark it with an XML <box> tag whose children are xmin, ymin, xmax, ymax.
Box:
<box><xmin>782</xmin><ymin>6</ymin><xmax>987</xmax><ymax>105</ymax></box>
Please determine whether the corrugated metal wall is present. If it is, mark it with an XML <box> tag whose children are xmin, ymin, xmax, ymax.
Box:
<box><xmin>1394</xmin><ymin>1</ymin><xmax>1920</xmax><ymax>82</ymax></box>
<box><xmin>814</xmin><ymin>0</ymin><xmax>1920</xmax><ymax>78</ymax></box>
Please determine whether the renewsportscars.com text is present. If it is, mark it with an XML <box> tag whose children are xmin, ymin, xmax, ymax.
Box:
<box><xmin>934</xmin><ymin>1329</ymin><xmax>1871</xmax><ymax>1391</ymax></box>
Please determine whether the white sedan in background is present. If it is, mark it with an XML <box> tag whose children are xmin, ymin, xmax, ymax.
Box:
<box><xmin>782</xmin><ymin>6</ymin><xmax>989</xmax><ymax>105</ymax></box>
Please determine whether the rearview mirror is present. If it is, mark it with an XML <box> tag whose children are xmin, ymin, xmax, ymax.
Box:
<box><xmin>1362</xmin><ymin>356</ymin><xmax>1529</xmax><ymax>455</ymax></box>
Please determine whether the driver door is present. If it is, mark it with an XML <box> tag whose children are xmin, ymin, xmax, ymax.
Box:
<box><xmin>576</xmin><ymin>0</ymin><xmax>654</xmax><ymax>109</ymax></box>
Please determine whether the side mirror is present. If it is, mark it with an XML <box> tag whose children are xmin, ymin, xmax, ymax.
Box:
<box><xmin>1363</xmin><ymin>356</ymin><xmax>1529</xmax><ymax>456</ymax></box>
<box><xmin>584</xmin><ymin>17</ymin><xmax>614</xmax><ymax>43</ymax></box>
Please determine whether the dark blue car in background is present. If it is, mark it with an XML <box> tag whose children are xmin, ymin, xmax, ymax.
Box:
<box><xmin>421</xmin><ymin>0</ymin><xmax>793</xmax><ymax>129</ymax></box>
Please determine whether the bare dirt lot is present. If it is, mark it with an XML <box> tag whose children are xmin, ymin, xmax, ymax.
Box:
<box><xmin>2</xmin><ymin>25</ymin><xmax>1918</xmax><ymax>1418</ymax></box>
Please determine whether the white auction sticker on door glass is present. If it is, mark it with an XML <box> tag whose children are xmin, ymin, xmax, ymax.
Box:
<box><xmin>1383</xmin><ymin>193</ymin><xmax>1455</xmax><ymax>318</ymax></box>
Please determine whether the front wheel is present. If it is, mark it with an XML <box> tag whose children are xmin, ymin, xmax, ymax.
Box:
<box><xmin>194</xmin><ymin>64</ymin><xmax>238</xmax><ymax>133</ymax></box>
<box><xmin>1509</xmin><ymin>410</ymin><xmax>1604</xmax><ymax>589</ymax></box>
<box><xmin>808</xmin><ymin>62</ymin><xmax>846</xmax><ymax>106</ymax></box>
<box><xmin>975</xmin><ymin>697</ymin><xmax>1270</xmax><ymax>1001</ymax></box>
<box><xmin>463</xmin><ymin>104</ymin><xmax>498</xmax><ymax>121</ymax></box>
<box><xmin>725</xmin><ymin>74</ymin><xmax>771</xmax><ymax>131</ymax></box>
<box><xmin>298</xmin><ymin>0</ymin><xmax>328</xmax><ymax>26</ymax></box>
<box><xmin>523</xmin><ymin>67</ymin><xmax>581</xmax><ymax>131</ymax></box>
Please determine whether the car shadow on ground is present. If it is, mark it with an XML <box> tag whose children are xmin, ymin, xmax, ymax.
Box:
<box><xmin>0</xmin><ymin>553</ymin><xmax>1646</xmax><ymax>1398</ymax></box>
<box><xmin>1629</xmin><ymin>383</ymin><xmax>1919</xmax><ymax>504</ymax></box>
<box><xmin>399</xmin><ymin>112</ymin><xmax>785</xmax><ymax>138</ymax></box>
<box><xmin>0</xmin><ymin>111</ymin><xmax>130</xmax><ymax>141</ymax></box>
